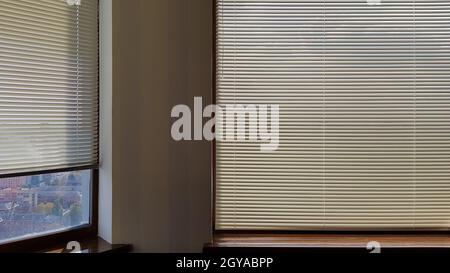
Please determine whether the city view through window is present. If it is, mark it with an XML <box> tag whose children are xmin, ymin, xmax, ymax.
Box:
<box><xmin>0</xmin><ymin>170</ymin><xmax>91</xmax><ymax>243</ymax></box>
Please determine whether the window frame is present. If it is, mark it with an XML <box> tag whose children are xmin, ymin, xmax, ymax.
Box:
<box><xmin>211</xmin><ymin>0</ymin><xmax>450</xmax><ymax>239</ymax></box>
<box><xmin>0</xmin><ymin>0</ymin><xmax>100</xmax><ymax>253</ymax></box>
<box><xmin>0</xmin><ymin>168</ymin><xmax>99</xmax><ymax>253</ymax></box>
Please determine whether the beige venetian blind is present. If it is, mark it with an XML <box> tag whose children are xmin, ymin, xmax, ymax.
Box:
<box><xmin>216</xmin><ymin>0</ymin><xmax>450</xmax><ymax>230</ymax></box>
<box><xmin>0</xmin><ymin>0</ymin><xmax>98</xmax><ymax>176</ymax></box>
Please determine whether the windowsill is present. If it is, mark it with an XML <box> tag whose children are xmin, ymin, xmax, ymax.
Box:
<box><xmin>205</xmin><ymin>233</ymin><xmax>450</xmax><ymax>252</ymax></box>
<box><xmin>42</xmin><ymin>237</ymin><xmax>132</xmax><ymax>253</ymax></box>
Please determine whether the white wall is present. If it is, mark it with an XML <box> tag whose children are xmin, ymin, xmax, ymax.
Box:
<box><xmin>105</xmin><ymin>0</ymin><xmax>212</xmax><ymax>252</ymax></box>
<box><xmin>99</xmin><ymin>0</ymin><xmax>113</xmax><ymax>244</ymax></box>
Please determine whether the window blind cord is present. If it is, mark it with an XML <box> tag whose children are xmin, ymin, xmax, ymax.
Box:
<box><xmin>322</xmin><ymin>0</ymin><xmax>326</xmax><ymax>230</ymax></box>
<box><xmin>413</xmin><ymin>0</ymin><xmax>417</xmax><ymax>229</ymax></box>
<box><xmin>233</xmin><ymin>0</ymin><xmax>236</xmax><ymax>229</ymax></box>
<box><xmin>220</xmin><ymin>0</ymin><xmax>224</xmax><ymax>81</ymax></box>
<box><xmin>76</xmin><ymin>4</ymin><xmax>80</xmax><ymax>164</ymax></box>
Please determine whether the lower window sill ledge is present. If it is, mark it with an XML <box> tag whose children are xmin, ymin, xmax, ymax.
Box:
<box><xmin>205</xmin><ymin>233</ymin><xmax>450</xmax><ymax>253</ymax></box>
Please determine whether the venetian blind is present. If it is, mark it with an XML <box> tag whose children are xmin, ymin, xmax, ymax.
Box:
<box><xmin>0</xmin><ymin>0</ymin><xmax>99</xmax><ymax>176</ymax></box>
<box><xmin>216</xmin><ymin>0</ymin><xmax>450</xmax><ymax>230</ymax></box>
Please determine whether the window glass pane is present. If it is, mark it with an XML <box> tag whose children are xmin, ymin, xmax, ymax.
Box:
<box><xmin>0</xmin><ymin>170</ymin><xmax>91</xmax><ymax>243</ymax></box>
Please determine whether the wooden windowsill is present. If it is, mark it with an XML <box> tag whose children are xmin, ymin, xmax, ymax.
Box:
<box><xmin>206</xmin><ymin>233</ymin><xmax>450</xmax><ymax>251</ymax></box>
